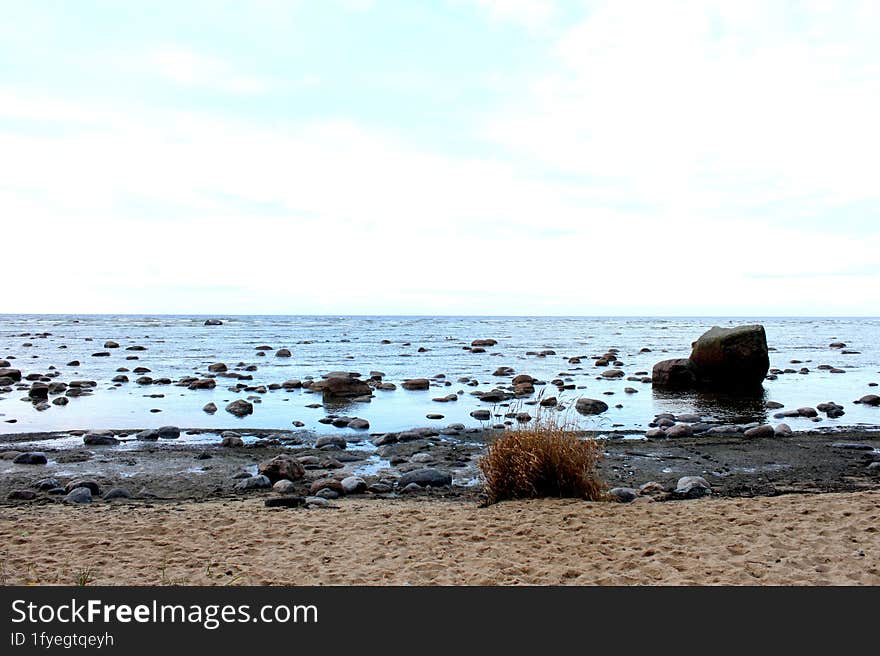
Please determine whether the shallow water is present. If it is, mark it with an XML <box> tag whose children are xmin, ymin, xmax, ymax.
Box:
<box><xmin>1</xmin><ymin>315</ymin><xmax>878</xmax><ymax>435</ymax></box>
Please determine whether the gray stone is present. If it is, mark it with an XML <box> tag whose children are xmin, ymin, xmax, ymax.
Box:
<box><xmin>63</xmin><ymin>487</ymin><xmax>92</xmax><ymax>504</ymax></box>
<box><xmin>397</xmin><ymin>468</ymin><xmax>452</xmax><ymax>488</ymax></box>
<box><xmin>13</xmin><ymin>451</ymin><xmax>47</xmax><ymax>465</ymax></box>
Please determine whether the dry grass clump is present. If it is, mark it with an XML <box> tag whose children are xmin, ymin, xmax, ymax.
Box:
<box><xmin>479</xmin><ymin>418</ymin><xmax>606</xmax><ymax>505</ymax></box>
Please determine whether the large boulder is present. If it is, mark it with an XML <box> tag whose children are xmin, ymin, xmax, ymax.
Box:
<box><xmin>653</xmin><ymin>325</ymin><xmax>769</xmax><ymax>390</ymax></box>
<box><xmin>0</xmin><ymin>368</ymin><xmax>22</xmax><ymax>383</ymax></box>
<box><xmin>688</xmin><ymin>325</ymin><xmax>769</xmax><ymax>388</ymax></box>
<box><xmin>309</xmin><ymin>375</ymin><xmax>371</xmax><ymax>398</ymax></box>
<box><xmin>651</xmin><ymin>358</ymin><xmax>698</xmax><ymax>388</ymax></box>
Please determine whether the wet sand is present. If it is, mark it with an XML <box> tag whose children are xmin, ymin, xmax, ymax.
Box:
<box><xmin>2</xmin><ymin>491</ymin><xmax>879</xmax><ymax>585</ymax></box>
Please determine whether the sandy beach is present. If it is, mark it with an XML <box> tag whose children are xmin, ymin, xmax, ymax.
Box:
<box><xmin>3</xmin><ymin>491</ymin><xmax>878</xmax><ymax>586</ymax></box>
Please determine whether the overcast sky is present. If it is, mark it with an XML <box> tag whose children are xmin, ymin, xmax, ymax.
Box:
<box><xmin>2</xmin><ymin>0</ymin><xmax>878</xmax><ymax>315</ymax></box>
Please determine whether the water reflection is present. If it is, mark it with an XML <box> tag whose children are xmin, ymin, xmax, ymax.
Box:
<box><xmin>652</xmin><ymin>387</ymin><xmax>769</xmax><ymax>423</ymax></box>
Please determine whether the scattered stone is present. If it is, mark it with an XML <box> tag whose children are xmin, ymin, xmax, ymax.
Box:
<box><xmin>608</xmin><ymin>487</ymin><xmax>638</xmax><ymax>502</ymax></box>
<box><xmin>674</xmin><ymin>476</ymin><xmax>711</xmax><ymax>498</ymax></box>
<box><xmin>575</xmin><ymin>398</ymin><xmax>609</xmax><ymax>415</ymax></box>
<box><xmin>13</xmin><ymin>451</ymin><xmax>47</xmax><ymax>465</ymax></box>
<box><xmin>398</xmin><ymin>468</ymin><xmax>452</xmax><ymax>488</ymax></box>
<box><xmin>63</xmin><ymin>487</ymin><xmax>92</xmax><ymax>504</ymax></box>
<box><xmin>258</xmin><ymin>455</ymin><xmax>306</xmax><ymax>482</ymax></box>
<box><xmin>743</xmin><ymin>424</ymin><xmax>775</xmax><ymax>438</ymax></box>
<box><xmin>225</xmin><ymin>399</ymin><xmax>254</xmax><ymax>417</ymax></box>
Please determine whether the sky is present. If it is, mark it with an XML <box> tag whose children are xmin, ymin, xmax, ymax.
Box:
<box><xmin>1</xmin><ymin>0</ymin><xmax>879</xmax><ymax>316</ymax></box>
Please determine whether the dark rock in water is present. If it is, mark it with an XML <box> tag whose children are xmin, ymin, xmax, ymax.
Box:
<box><xmin>688</xmin><ymin>325</ymin><xmax>769</xmax><ymax>388</ymax></box>
<box><xmin>136</xmin><ymin>429</ymin><xmax>159</xmax><ymax>441</ymax></box>
<box><xmin>665</xmin><ymin>424</ymin><xmax>693</xmax><ymax>438</ymax></box>
<box><xmin>674</xmin><ymin>476</ymin><xmax>711</xmax><ymax>498</ymax></box>
<box><xmin>309</xmin><ymin>375</ymin><xmax>371</xmax><ymax>398</ymax></box>
<box><xmin>653</xmin><ymin>325</ymin><xmax>769</xmax><ymax>390</ymax></box>
<box><xmin>347</xmin><ymin>417</ymin><xmax>370</xmax><ymax>430</ymax></box>
<box><xmin>188</xmin><ymin>378</ymin><xmax>216</xmax><ymax>390</ymax></box>
<box><xmin>470</xmin><ymin>409</ymin><xmax>491</xmax><ymax>420</ymax></box>
<box><xmin>13</xmin><ymin>451</ymin><xmax>47</xmax><ymax>465</ymax></box>
<box><xmin>203</xmin><ymin>402</ymin><xmax>218</xmax><ymax>414</ymax></box>
<box><xmin>608</xmin><ymin>487</ymin><xmax>638</xmax><ymax>503</ymax></box>
<box><xmin>855</xmin><ymin>394</ymin><xmax>880</xmax><ymax>406</ymax></box>
<box><xmin>258</xmin><ymin>455</ymin><xmax>305</xmax><ymax>482</ymax></box>
<box><xmin>398</xmin><ymin>468</ymin><xmax>452</xmax><ymax>488</ymax></box>
<box><xmin>651</xmin><ymin>358</ymin><xmax>698</xmax><ymax>388</ymax></box>
<box><xmin>817</xmin><ymin>402</ymin><xmax>845</xmax><ymax>418</ymax></box>
<box><xmin>265</xmin><ymin>497</ymin><xmax>305</xmax><ymax>508</ymax></box>
<box><xmin>225</xmin><ymin>399</ymin><xmax>253</xmax><ymax>417</ymax></box>
<box><xmin>8</xmin><ymin>489</ymin><xmax>38</xmax><ymax>501</ymax></box>
<box><xmin>539</xmin><ymin>396</ymin><xmax>558</xmax><ymax>407</ymax></box>
<box><xmin>0</xmin><ymin>368</ymin><xmax>22</xmax><ymax>382</ymax></box>
<box><xmin>402</xmin><ymin>378</ymin><xmax>430</xmax><ymax>390</ymax></box>
<box><xmin>471</xmin><ymin>339</ymin><xmax>497</xmax><ymax>347</ymax></box>
<box><xmin>103</xmin><ymin>487</ymin><xmax>132</xmax><ymax>500</ymax></box>
<box><xmin>28</xmin><ymin>384</ymin><xmax>49</xmax><ymax>401</ymax></box>
<box><xmin>104</xmin><ymin>340</ymin><xmax>119</xmax><ymax>348</ymax></box>
<box><xmin>63</xmin><ymin>487</ymin><xmax>92</xmax><ymax>504</ymax></box>
<box><xmin>204</xmin><ymin>319</ymin><xmax>223</xmax><ymax>326</ymax></box>
<box><xmin>575</xmin><ymin>398</ymin><xmax>609</xmax><ymax>415</ymax></box>
<box><xmin>208</xmin><ymin>362</ymin><xmax>227</xmax><ymax>372</ymax></box>
<box><xmin>275</xmin><ymin>348</ymin><xmax>291</xmax><ymax>357</ymax></box>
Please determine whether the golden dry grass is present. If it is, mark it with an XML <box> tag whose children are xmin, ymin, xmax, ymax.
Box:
<box><xmin>479</xmin><ymin>418</ymin><xmax>605</xmax><ymax>504</ymax></box>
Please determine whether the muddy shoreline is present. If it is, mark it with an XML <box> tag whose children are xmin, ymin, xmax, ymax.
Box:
<box><xmin>2</xmin><ymin>426</ymin><xmax>879</xmax><ymax>505</ymax></box>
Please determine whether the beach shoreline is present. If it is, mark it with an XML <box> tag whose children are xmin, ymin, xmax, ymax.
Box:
<box><xmin>3</xmin><ymin>491</ymin><xmax>878</xmax><ymax>585</ymax></box>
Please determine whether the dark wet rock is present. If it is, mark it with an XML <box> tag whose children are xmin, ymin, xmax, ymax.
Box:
<box><xmin>275</xmin><ymin>348</ymin><xmax>292</xmax><ymax>357</ymax></box>
<box><xmin>103</xmin><ymin>487</ymin><xmax>132</xmax><ymax>500</ymax></box>
<box><xmin>204</xmin><ymin>319</ymin><xmax>223</xmax><ymax>326</ymax></box>
<box><xmin>66</xmin><ymin>360</ymin><xmax>80</xmax><ymax>367</ymax></box>
<box><xmin>608</xmin><ymin>487</ymin><xmax>638</xmax><ymax>503</ymax></box>
<box><xmin>539</xmin><ymin>396</ymin><xmax>558</xmax><ymax>407</ymax></box>
<box><xmin>315</xmin><ymin>435</ymin><xmax>347</xmax><ymax>449</ymax></box>
<box><xmin>766</xmin><ymin>401</ymin><xmax>784</xmax><ymax>409</ymax></box>
<box><xmin>347</xmin><ymin>418</ymin><xmax>370</xmax><ymax>430</ymax></box>
<box><xmin>104</xmin><ymin>340</ymin><xmax>119</xmax><ymax>348</ymax></box>
<box><xmin>830</xmin><ymin>442</ymin><xmax>874</xmax><ymax>450</ymax></box>
<box><xmin>743</xmin><ymin>424</ymin><xmax>774</xmax><ymax>438</ymax></box>
<box><xmin>477</xmin><ymin>389</ymin><xmax>512</xmax><ymax>403</ymax></box>
<box><xmin>258</xmin><ymin>455</ymin><xmax>306</xmax><ymax>482</ymax></box>
<box><xmin>575</xmin><ymin>398</ymin><xmax>608</xmax><ymax>415</ymax></box>
<box><xmin>470</xmin><ymin>409</ymin><xmax>491</xmax><ymax>421</ymax></box>
<box><xmin>35</xmin><ymin>477</ymin><xmax>61</xmax><ymax>490</ymax></box>
<box><xmin>125</xmin><ymin>345</ymin><xmax>146</xmax><ymax>351</ymax></box>
<box><xmin>651</xmin><ymin>358</ymin><xmax>697</xmax><ymax>388</ymax></box>
<box><xmin>203</xmin><ymin>402</ymin><xmax>218</xmax><ymax>414</ymax></box>
<box><xmin>13</xmin><ymin>451</ymin><xmax>47</xmax><ymax>465</ymax></box>
<box><xmin>225</xmin><ymin>399</ymin><xmax>253</xmax><ymax>417</ymax></box>
<box><xmin>829</xmin><ymin>342</ymin><xmax>846</xmax><ymax>348</ymax></box>
<box><xmin>112</xmin><ymin>374</ymin><xmax>129</xmax><ymax>383</ymax></box>
<box><xmin>66</xmin><ymin>479</ymin><xmax>100</xmax><ymax>495</ymax></box>
<box><xmin>855</xmin><ymin>394</ymin><xmax>880</xmax><ymax>406</ymax></box>
<box><xmin>774</xmin><ymin>423</ymin><xmax>793</xmax><ymax>436</ymax></box>
<box><xmin>235</xmin><ymin>475</ymin><xmax>272</xmax><ymax>491</ymax></box>
<box><xmin>135</xmin><ymin>429</ymin><xmax>159</xmax><ymax>441</ymax></box>
<box><xmin>601</xmin><ymin>369</ymin><xmax>625</xmax><ymax>379</ymax></box>
<box><xmin>471</xmin><ymin>339</ymin><xmax>497</xmax><ymax>347</ymax></box>
<box><xmin>282</xmin><ymin>379</ymin><xmax>303</xmax><ymax>389</ymax></box>
<box><xmin>136</xmin><ymin>376</ymin><xmax>153</xmax><ymax>385</ymax></box>
<box><xmin>221</xmin><ymin>433</ymin><xmax>244</xmax><ymax>447</ymax></box>
<box><xmin>817</xmin><ymin>402</ymin><xmax>845</xmax><ymax>418</ymax></box>
<box><xmin>310</xmin><ymin>375</ymin><xmax>372</xmax><ymax>398</ymax></box>
<box><xmin>63</xmin><ymin>487</ymin><xmax>92</xmax><ymax>504</ymax></box>
<box><xmin>8</xmin><ymin>489</ymin><xmax>37</xmax><ymax>501</ymax></box>
<box><xmin>188</xmin><ymin>378</ymin><xmax>217</xmax><ymax>390</ymax></box>
<box><xmin>0</xmin><ymin>368</ymin><xmax>22</xmax><ymax>383</ymax></box>
<box><xmin>645</xmin><ymin>428</ymin><xmax>666</xmax><ymax>438</ymax></box>
<box><xmin>674</xmin><ymin>476</ymin><xmax>711</xmax><ymax>498</ymax></box>
<box><xmin>265</xmin><ymin>496</ymin><xmax>305</xmax><ymax>508</ymax></box>
<box><xmin>208</xmin><ymin>362</ymin><xmax>227</xmax><ymax>372</ymax></box>
<box><xmin>797</xmin><ymin>407</ymin><xmax>818</xmax><ymax>418</ymax></box>
<box><xmin>402</xmin><ymin>378</ymin><xmax>430</xmax><ymax>391</ymax></box>
<box><xmin>688</xmin><ymin>325</ymin><xmax>769</xmax><ymax>388</ymax></box>
<box><xmin>398</xmin><ymin>468</ymin><xmax>452</xmax><ymax>488</ymax></box>
<box><xmin>83</xmin><ymin>431</ymin><xmax>119</xmax><ymax>445</ymax></box>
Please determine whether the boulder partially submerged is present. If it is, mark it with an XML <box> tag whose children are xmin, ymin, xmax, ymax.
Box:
<box><xmin>653</xmin><ymin>325</ymin><xmax>769</xmax><ymax>390</ymax></box>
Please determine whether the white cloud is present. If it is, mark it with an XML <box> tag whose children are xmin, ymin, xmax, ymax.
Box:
<box><xmin>145</xmin><ymin>47</ymin><xmax>272</xmax><ymax>94</ymax></box>
<box><xmin>467</xmin><ymin>0</ymin><xmax>557</xmax><ymax>29</ymax></box>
